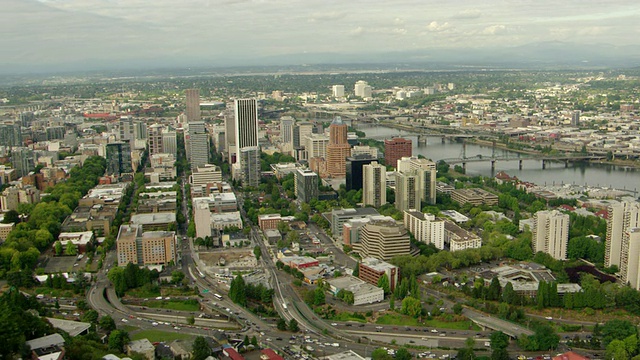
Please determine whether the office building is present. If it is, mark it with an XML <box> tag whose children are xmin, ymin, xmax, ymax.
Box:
<box><xmin>384</xmin><ymin>138</ymin><xmax>412</xmax><ymax>169</ymax></box>
<box><xmin>46</xmin><ymin>126</ymin><xmax>65</xmax><ymax>141</ymax></box>
<box><xmin>190</xmin><ymin>164</ymin><xmax>222</xmax><ymax>186</ymax></box>
<box><xmin>234</xmin><ymin>99</ymin><xmax>260</xmax><ymax>186</ymax></box>
<box><xmin>362</xmin><ymin>161</ymin><xmax>386</xmax><ymax>208</ymax></box>
<box><xmin>326</xmin><ymin>117</ymin><xmax>351</xmax><ymax>178</ymax></box>
<box><xmin>395</xmin><ymin>172</ymin><xmax>420</xmax><ymax>212</ymax></box>
<box><xmin>304</xmin><ymin>133</ymin><xmax>329</xmax><ymax>160</ymax></box>
<box><xmin>451</xmin><ymin>188</ymin><xmax>499</xmax><ymax>207</ymax></box>
<box><xmin>404</xmin><ymin>210</ymin><xmax>445</xmax><ymax>249</ymax></box>
<box><xmin>11</xmin><ymin>147</ymin><xmax>35</xmax><ymax>177</ymax></box>
<box><xmin>295</xmin><ymin>168</ymin><xmax>319</xmax><ymax>203</ymax></box>
<box><xmin>0</xmin><ymin>122</ymin><xmax>22</xmax><ymax>148</ymax></box>
<box><xmin>293</xmin><ymin>122</ymin><xmax>314</xmax><ymax>148</ymax></box>
<box><xmin>239</xmin><ymin>147</ymin><xmax>260</xmax><ymax>187</ymax></box>
<box><xmin>185</xmin><ymin>121</ymin><xmax>209</xmax><ymax>170</ymax></box>
<box><xmin>624</xmin><ymin>228</ymin><xmax>640</xmax><ymax>290</ymax></box>
<box><xmin>397</xmin><ymin>156</ymin><xmax>437</xmax><ymax>204</ymax></box>
<box><xmin>133</xmin><ymin>121</ymin><xmax>147</xmax><ymax>140</ymax></box>
<box><xmin>224</xmin><ymin>108</ymin><xmax>237</xmax><ymax>161</ymax></box>
<box><xmin>358</xmin><ymin>257</ymin><xmax>400</xmax><ymax>292</ymax></box>
<box><xmin>162</xmin><ymin>129</ymin><xmax>177</xmax><ymax>156</ymax></box>
<box><xmin>346</xmin><ymin>155</ymin><xmax>375</xmax><ymax>191</ymax></box>
<box><xmin>331</xmin><ymin>207</ymin><xmax>380</xmax><ymax>237</ymax></box>
<box><xmin>532</xmin><ymin>210</ymin><xmax>570</xmax><ymax>260</ymax></box>
<box><xmin>351</xmin><ymin>145</ymin><xmax>378</xmax><ymax>159</ymax></box>
<box><xmin>185</xmin><ymin>89</ymin><xmax>201</xmax><ymax>123</ymax></box>
<box><xmin>332</xmin><ymin>85</ymin><xmax>345</xmax><ymax>97</ymax></box>
<box><xmin>606</xmin><ymin>201</ymin><xmax>640</xmax><ymax>286</ymax></box>
<box><xmin>147</xmin><ymin>124</ymin><xmax>164</xmax><ymax>156</ymax></box>
<box><xmin>326</xmin><ymin>276</ymin><xmax>384</xmax><ymax>305</ymax></box>
<box><xmin>119</xmin><ymin>116</ymin><xmax>134</xmax><ymax>141</ymax></box>
<box><xmin>280</xmin><ymin>116</ymin><xmax>294</xmax><ymax>145</ymax></box>
<box><xmin>354</xmin><ymin>80</ymin><xmax>372</xmax><ymax>98</ymax></box>
<box><xmin>116</xmin><ymin>224</ymin><xmax>177</xmax><ymax>266</ymax></box>
<box><xmin>106</xmin><ymin>142</ymin><xmax>133</xmax><ymax>176</ymax></box>
<box><xmin>358</xmin><ymin>219</ymin><xmax>410</xmax><ymax>261</ymax></box>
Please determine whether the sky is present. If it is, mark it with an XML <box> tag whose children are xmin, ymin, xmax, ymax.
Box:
<box><xmin>2</xmin><ymin>0</ymin><xmax>640</xmax><ymax>73</ymax></box>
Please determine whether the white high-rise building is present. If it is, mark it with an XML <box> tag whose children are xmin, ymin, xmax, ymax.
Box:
<box><xmin>162</xmin><ymin>129</ymin><xmax>177</xmax><ymax>156</ymax></box>
<box><xmin>363</xmin><ymin>161</ymin><xmax>386</xmax><ymax>208</ymax></box>
<box><xmin>351</xmin><ymin>145</ymin><xmax>378</xmax><ymax>159</ymax></box>
<box><xmin>404</xmin><ymin>210</ymin><xmax>445</xmax><ymax>250</ymax></box>
<box><xmin>234</xmin><ymin>99</ymin><xmax>260</xmax><ymax>186</ymax></box>
<box><xmin>354</xmin><ymin>80</ymin><xmax>372</xmax><ymax>98</ymax></box>
<box><xmin>397</xmin><ymin>156</ymin><xmax>437</xmax><ymax>205</ymax></box>
<box><xmin>119</xmin><ymin>116</ymin><xmax>134</xmax><ymax>141</ymax></box>
<box><xmin>332</xmin><ymin>85</ymin><xmax>345</xmax><ymax>97</ymax></box>
<box><xmin>148</xmin><ymin>124</ymin><xmax>164</xmax><ymax>156</ymax></box>
<box><xmin>625</xmin><ymin>228</ymin><xmax>640</xmax><ymax>289</ymax></box>
<box><xmin>606</xmin><ymin>201</ymin><xmax>640</xmax><ymax>286</ymax></box>
<box><xmin>395</xmin><ymin>172</ymin><xmax>420</xmax><ymax>212</ymax></box>
<box><xmin>304</xmin><ymin>134</ymin><xmax>329</xmax><ymax>160</ymax></box>
<box><xmin>532</xmin><ymin>210</ymin><xmax>570</xmax><ymax>260</ymax></box>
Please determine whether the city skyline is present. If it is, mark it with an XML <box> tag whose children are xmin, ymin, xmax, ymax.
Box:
<box><xmin>2</xmin><ymin>0</ymin><xmax>640</xmax><ymax>74</ymax></box>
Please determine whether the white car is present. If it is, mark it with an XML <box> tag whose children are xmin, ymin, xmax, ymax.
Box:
<box><xmin>174</xmin><ymin>326</ymin><xmax>181</xmax><ymax>330</ymax></box>
<box><xmin>331</xmin><ymin>323</ymin><xmax>338</xmax><ymax>326</ymax></box>
<box><xmin>545</xmin><ymin>316</ymin><xmax>553</xmax><ymax>320</ymax></box>
<box><xmin>152</xmin><ymin>322</ymin><xmax>159</xmax><ymax>326</ymax></box>
<box><xmin>121</xmin><ymin>318</ymin><xmax>128</xmax><ymax>322</ymax></box>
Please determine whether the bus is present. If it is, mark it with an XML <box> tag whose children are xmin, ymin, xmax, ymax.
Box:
<box><xmin>282</xmin><ymin>302</ymin><xmax>287</xmax><ymax>309</ymax></box>
<box><xmin>213</xmin><ymin>293</ymin><xmax>223</xmax><ymax>300</ymax></box>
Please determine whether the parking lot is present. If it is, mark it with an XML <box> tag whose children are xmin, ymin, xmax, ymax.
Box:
<box><xmin>43</xmin><ymin>255</ymin><xmax>89</xmax><ymax>273</ymax></box>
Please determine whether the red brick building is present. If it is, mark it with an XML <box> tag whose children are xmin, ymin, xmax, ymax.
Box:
<box><xmin>384</xmin><ymin>138</ymin><xmax>412</xmax><ymax>169</ymax></box>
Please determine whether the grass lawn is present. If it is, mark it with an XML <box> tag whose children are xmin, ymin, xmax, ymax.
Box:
<box><xmin>130</xmin><ymin>329</ymin><xmax>193</xmax><ymax>342</ymax></box>
<box><xmin>376</xmin><ymin>313</ymin><xmax>481</xmax><ymax>330</ymax></box>
<box><xmin>144</xmin><ymin>299</ymin><xmax>200</xmax><ymax>312</ymax></box>
<box><xmin>120</xmin><ymin>325</ymin><xmax>139</xmax><ymax>333</ymax></box>
<box><xmin>330</xmin><ymin>312</ymin><xmax>367</xmax><ymax>323</ymax></box>
<box><xmin>34</xmin><ymin>287</ymin><xmax>76</xmax><ymax>298</ymax></box>
<box><xmin>126</xmin><ymin>287</ymin><xmax>161</xmax><ymax>298</ymax></box>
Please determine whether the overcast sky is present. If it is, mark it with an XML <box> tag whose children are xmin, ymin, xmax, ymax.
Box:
<box><xmin>2</xmin><ymin>0</ymin><xmax>639</xmax><ymax>73</ymax></box>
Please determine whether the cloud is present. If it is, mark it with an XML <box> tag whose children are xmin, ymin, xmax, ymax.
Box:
<box><xmin>481</xmin><ymin>24</ymin><xmax>507</xmax><ymax>35</ymax></box>
<box><xmin>308</xmin><ymin>11</ymin><xmax>347</xmax><ymax>23</ymax></box>
<box><xmin>350</xmin><ymin>26</ymin><xmax>366</xmax><ymax>36</ymax></box>
<box><xmin>452</xmin><ymin>9</ymin><xmax>481</xmax><ymax>19</ymax></box>
<box><xmin>394</xmin><ymin>17</ymin><xmax>405</xmax><ymax>25</ymax></box>
<box><xmin>426</xmin><ymin>21</ymin><xmax>451</xmax><ymax>32</ymax></box>
<box><xmin>391</xmin><ymin>28</ymin><xmax>407</xmax><ymax>36</ymax></box>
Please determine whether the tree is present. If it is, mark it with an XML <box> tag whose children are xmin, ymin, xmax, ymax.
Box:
<box><xmin>65</xmin><ymin>241</ymin><xmax>77</xmax><ymax>256</ymax></box>
<box><xmin>502</xmin><ymin>282</ymin><xmax>517</xmax><ymax>305</ymax></box>
<box><xmin>602</xmin><ymin>320</ymin><xmax>639</xmax><ymax>346</ymax></box>
<box><xmin>491</xmin><ymin>348</ymin><xmax>510</xmax><ymax>360</ymax></box>
<box><xmin>490</xmin><ymin>331</ymin><xmax>510</xmax><ymax>350</ymax></box>
<box><xmin>353</xmin><ymin>262</ymin><xmax>360</xmax><ymax>277</ymax></box>
<box><xmin>171</xmin><ymin>270</ymin><xmax>185</xmax><ymax>284</ymax></box>
<box><xmin>82</xmin><ymin>310</ymin><xmax>99</xmax><ymax>323</ymax></box>
<box><xmin>54</xmin><ymin>241</ymin><xmax>63</xmax><ymax>256</ymax></box>
<box><xmin>277</xmin><ymin>318</ymin><xmax>287</xmax><ymax>331</ymax></box>
<box><xmin>251</xmin><ymin>335</ymin><xmax>258</xmax><ymax>347</ymax></box>
<box><xmin>377</xmin><ymin>273</ymin><xmax>390</xmax><ymax>294</ymax></box>
<box><xmin>453</xmin><ymin>303</ymin><xmax>463</xmax><ymax>315</ymax></box>
<box><xmin>487</xmin><ymin>277</ymin><xmax>501</xmax><ymax>301</ymax></box>
<box><xmin>401</xmin><ymin>297</ymin><xmax>423</xmax><ymax>318</ymax></box>
<box><xmin>457</xmin><ymin>338</ymin><xmax>476</xmax><ymax>360</ymax></box>
<box><xmin>187</xmin><ymin>316</ymin><xmax>195</xmax><ymax>325</ymax></box>
<box><xmin>187</xmin><ymin>222</ymin><xmax>196</xmax><ymax>238</ymax></box>
<box><xmin>192</xmin><ymin>336</ymin><xmax>212</xmax><ymax>360</ymax></box>
<box><xmin>229</xmin><ymin>275</ymin><xmax>247</xmax><ymax>306</ymax></box>
<box><xmin>108</xmin><ymin>330</ymin><xmax>130</xmax><ymax>353</ymax></box>
<box><xmin>371</xmin><ymin>348</ymin><xmax>392</xmax><ymax>360</ymax></box>
<box><xmin>253</xmin><ymin>246</ymin><xmax>261</xmax><ymax>261</ymax></box>
<box><xmin>313</xmin><ymin>286</ymin><xmax>326</xmax><ymax>306</ymax></box>
<box><xmin>288</xmin><ymin>319</ymin><xmax>299</xmax><ymax>332</ymax></box>
<box><xmin>1</xmin><ymin>210</ymin><xmax>20</xmax><ymax>224</ymax></box>
<box><xmin>99</xmin><ymin>315</ymin><xmax>116</xmax><ymax>333</ymax></box>
<box><xmin>389</xmin><ymin>294</ymin><xmax>395</xmax><ymax>310</ymax></box>
<box><xmin>395</xmin><ymin>347</ymin><xmax>412</xmax><ymax>360</ymax></box>
<box><xmin>607</xmin><ymin>339</ymin><xmax>630</xmax><ymax>360</ymax></box>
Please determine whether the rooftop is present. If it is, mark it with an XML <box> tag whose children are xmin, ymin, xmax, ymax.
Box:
<box><xmin>361</xmin><ymin>257</ymin><xmax>397</xmax><ymax>272</ymax></box>
<box><xmin>46</xmin><ymin>317</ymin><xmax>91</xmax><ymax>337</ymax></box>
<box><xmin>25</xmin><ymin>333</ymin><xmax>65</xmax><ymax>350</ymax></box>
<box><xmin>130</xmin><ymin>212</ymin><xmax>176</xmax><ymax>225</ymax></box>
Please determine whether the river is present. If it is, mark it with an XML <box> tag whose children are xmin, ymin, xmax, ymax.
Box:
<box><xmin>358</xmin><ymin>125</ymin><xmax>640</xmax><ymax>193</ymax></box>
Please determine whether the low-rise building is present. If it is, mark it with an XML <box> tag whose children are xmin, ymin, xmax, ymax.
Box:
<box><xmin>130</xmin><ymin>212</ymin><xmax>176</xmax><ymax>231</ymax></box>
<box><xmin>258</xmin><ymin>213</ymin><xmax>283</xmax><ymax>231</ymax></box>
<box><xmin>330</xmin><ymin>207</ymin><xmax>380</xmax><ymax>237</ymax></box>
<box><xmin>0</xmin><ymin>222</ymin><xmax>15</xmax><ymax>242</ymax></box>
<box><xmin>57</xmin><ymin>231</ymin><xmax>95</xmax><ymax>253</ymax></box>
<box><xmin>444</xmin><ymin>220</ymin><xmax>482</xmax><ymax>251</ymax></box>
<box><xmin>190</xmin><ymin>164</ymin><xmax>222</xmax><ymax>186</ymax></box>
<box><xmin>126</xmin><ymin>339</ymin><xmax>155</xmax><ymax>360</ymax></box>
<box><xmin>25</xmin><ymin>333</ymin><xmax>65</xmax><ymax>360</ymax></box>
<box><xmin>359</xmin><ymin>257</ymin><xmax>400</xmax><ymax>292</ymax></box>
<box><xmin>451</xmin><ymin>188</ymin><xmax>498</xmax><ymax>206</ymax></box>
<box><xmin>326</xmin><ymin>275</ymin><xmax>384</xmax><ymax>305</ymax></box>
<box><xmin>278</xmin><ymin>256</ymin><xmax>319</xmax><ymax>269</ymax></box>
<box><xmin>358</xmin><ymin>219</ymin><xmax>410</xmax><ymax>261</ymax></box>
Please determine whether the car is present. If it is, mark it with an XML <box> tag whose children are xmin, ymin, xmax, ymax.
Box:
<box><xmin>545</xmin><ymin>316</ymin><xmax>553</xmax><ymax>320</ymax></box>
<box><xmin>375</xmin><ymin>326</ymin><xmax>383</xmax><ymax>329</ymax></box>
<box><xmin>152</xmin><ymin>322</ymin><xmax>159</xmax><ymax>326</ymax></box>
<box><xmin>331</xmin><ymin>323</ymin><xmax>338</xmax><ymax>326</ymax></box>
<box><xmin>174</xmin><ymin>326</ymin><xmax>181</xmax><ymax>330</ymax></box>
<box><xmin>431</xmin><ymin>329</ymin><xmax>438</xmax><ymax>333</ymax></box>
<box><xmin>121</xmin><ymin>318</ymin><xmax>128</xmax><ymax>322</ymax></box>
<box><xmin>276</xmin><ymin>337</ymin><xmax>283</xmax><ymax>341</ymax></box>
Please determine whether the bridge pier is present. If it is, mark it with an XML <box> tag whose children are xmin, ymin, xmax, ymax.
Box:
<box><xmin>462</xmin><ymin>162</ymin><xmax>466</xmax><ymax>172</ymax></box>
<box><xmin>542</xmin><ymin>160</ymin><xmax>546</xmax><ymax>169</ymax></box>
<box><xmin>519</xmin><ymin>159</ymin><xmax>523</xmax><ymax>170</ymax></box>
<box><xmin>491</xmin><ymin>160</ymin><xmax>496</xmax><ymax>172</ymax></box>
<box><xmin>565</xmin><ymin>160</ymin><xmax>569</xmax><ymax>168</ymax></box>
<box><xmin>441</xmin><ymin>136</ymin><xmax>446</xmax><ymax>144</ymax></box>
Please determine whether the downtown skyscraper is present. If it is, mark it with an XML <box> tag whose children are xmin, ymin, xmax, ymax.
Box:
<box><xmin>185</xmin><ymin>89</ymin><xmax>201</xmax><ymax>123</ymax></box>
<box><xmin>234</xmin><ymin>99</ymin><xmax>260</xmax><ymax>187</ymax></box>
<box><xmin>326</xmin><ymin>117</ymin><xmax>351</xmax><ymax>178</ymax></box>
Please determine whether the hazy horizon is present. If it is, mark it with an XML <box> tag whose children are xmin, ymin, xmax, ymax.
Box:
<box><xmin>3</xmin><ymin>0</ymin><xmax>640</xmax><ymax>74</ymax></box>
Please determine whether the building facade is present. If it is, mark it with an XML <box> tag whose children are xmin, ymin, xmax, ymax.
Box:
<box><xmin>532</xmin><ymin>210</ymin><xmax>570</xmax><ymax>260</ymax></box>
<box><xmin>358</xmin><ymin>220</ymin><xmax>410</xmax><ymax>261</ymax></box>
<box><xmin>105</xmin><ymin>142</ymin><xmax>133</xmax><ymax>176</ymax></box>
<box><xmin>384</xmin><ymin>138</ymin><xmax>412</xmax><ymax>169</ymax></box>
<box><xmin>395</xmin><ymin>172</ymin><xmax>420</xmax><ymax>212</ymax></box>
<box><xmin>404</xmin><ymin>210</ymin><xmax>445</xmax><ymax>249</ymax></box>
<box><xmin>358</xmin><ymin>257</ymin><xmax>399</xmax><ymax>292</ymax></box>
<box><xmin>326</xmin><ymin>117</ymin><xmax>351</xmax><ymax>178</ymax></box>
<box><xmin>116</xmin><ymin>224</ymin><xmax>176</xmax><ymax>266</ymax></box>
<box><xmin>185</xmin><ymin>89</ymin><xmax>201</xmax><ymax>123</ymax></box>
<box><xmin>295</xmin><ymin>168</ymin><xmax>319</xmax><ymax>203</ymax></box>
<box><xmin>362</xmin><ymin>161</ymin><xmax>386</xmax><ymax>208</ymax></box>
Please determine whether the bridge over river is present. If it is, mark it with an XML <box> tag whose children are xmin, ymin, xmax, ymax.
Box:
<box><xmin>442</xmin><ymin>154</ymin><xmax>606</xmax><ymax>171</ymax></box>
